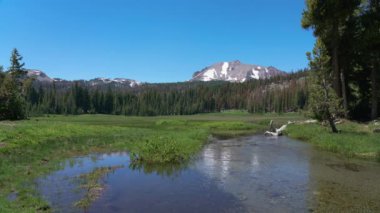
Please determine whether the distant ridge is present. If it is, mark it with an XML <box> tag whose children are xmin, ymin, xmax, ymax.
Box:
<box><xmin>25</xmin><ymin>69</ymin><xmax>141</xmax><ymax>87</ymax></box>
<box><xmin>25</xmin><ymin>61</ymin><xmax>287</xmax><ymax>87</ymax></box>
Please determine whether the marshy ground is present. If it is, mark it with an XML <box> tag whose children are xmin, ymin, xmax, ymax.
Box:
<box><xmin>0</xmin><ymin>112</ymin><xmax>379</xmax><ymax>212</ymax></box>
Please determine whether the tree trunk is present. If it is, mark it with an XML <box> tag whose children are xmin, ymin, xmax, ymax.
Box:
<box><xmin>341</xmin><ymin>71</ymin><xmax>348</xmax><ymax>116</ymax></box>
<box><xmin>332</xmin><ymin>45</ymin><xmax>341</xmax><ymax>97</ymax></box>
<box><xmin>327</xmin><ymin>111</ymin><xmax>339</xmax><ymax>133</ymax></box>
<box><xmin>371</xmin><ymin>58</ymin><xmax>379</xmax><ymax>120</ymax></box>
<box><xmin>331</xmin><ymin>20</ymin><xmax>342</xmax><ymax>100</ymax></box>
<box><xmin>323</xmin><ymin>79</ymin><xmax>339</xmax><ymax>133</ymax></box>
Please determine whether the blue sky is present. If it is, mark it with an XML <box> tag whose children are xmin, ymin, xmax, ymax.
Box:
<box><xmin>0</xmin><ymin>0</ymin><xmax>315</xmax><ymax>83</ymax></box>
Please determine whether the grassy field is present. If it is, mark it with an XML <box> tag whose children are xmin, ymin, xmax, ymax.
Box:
<box><xmin>0</xmin><ymin>112</ymin><xmax>379</xmax><ymax>212</ymax></box>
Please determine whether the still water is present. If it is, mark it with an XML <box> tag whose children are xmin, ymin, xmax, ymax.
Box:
<box><xmin>37</xmin><ymin>136</ymin><xmax>380</xmax><ymax>212</ymax></box>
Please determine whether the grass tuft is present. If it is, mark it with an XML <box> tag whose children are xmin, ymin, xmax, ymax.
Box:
<box><xmin>74</xmin><ymin>165</ymin><xmax>123</xmax><ymax>210</ymax></box>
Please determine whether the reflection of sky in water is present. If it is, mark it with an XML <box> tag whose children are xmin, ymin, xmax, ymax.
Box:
<box><xmin>196</xmin><ymin>136</ymin><xmax>311</xmax><ymax>212</ymax></box>
<box><xmin>37</xmin><ymin>153</ymin><xmax>131</xmax><ymax>212</ymax></box>
<box><xmin>251</xmin><ymin>154</ymin><xmax>260</xmax><ymax>172</ymax></box>
<box><xmin>37</xmin><ymin>152</ymin><xmax>244</xmax><ymax>213</ymax></box>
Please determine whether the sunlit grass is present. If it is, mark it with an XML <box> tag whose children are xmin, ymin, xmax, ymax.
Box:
<box><xmin>285</xmin><ymin>121</ymin><xmax>380</xmax><ymax>160</ymax></box>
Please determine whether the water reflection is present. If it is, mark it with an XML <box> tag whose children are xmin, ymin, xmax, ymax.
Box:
<box><xmin>196</xmin><ymin>136</ymin><xmax>311</xmax><ymax>212</ymax></box>
<box><xmin>37</xmin><ymin>136</ymin><xmax>380</xmax><ymax>212</ymax></box>
<box><xmin>37</xmin><ymin>152</ymin><xmax>244</xmax><ymax>213</ymax></box>
<box><xmin>129</xmin><ymin>161</ymin><xmax>187</xmax><ymax>177</ymax></box>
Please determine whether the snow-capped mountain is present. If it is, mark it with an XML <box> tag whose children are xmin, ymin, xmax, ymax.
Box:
<box><xmin>191</xmin><ymin>60</ymin><xmax>287</xmax><ymax>82</ymax></box>
<box><xmin>25</xmin><ymin>69</ymin><xmax>141</xmax><ymax>87</ymax></box>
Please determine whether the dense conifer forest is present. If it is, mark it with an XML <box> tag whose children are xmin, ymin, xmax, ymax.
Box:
<box><xmin>22</xmin><ymin>69</ymin><xmax>309</xmax><ymax>116</ymax></box>
<box><xmin>303</xmin><ymin>0</ymin><xmax>380</xmax><ymax>122</ymax></box>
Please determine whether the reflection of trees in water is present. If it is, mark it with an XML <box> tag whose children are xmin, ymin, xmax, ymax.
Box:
<box><xmin>129</xmin><ymin>161</ymin><xmax>189</xmax><ymax>177</ymax></box>
<box><xmin>200</xmin><ymin>142</ymin><xmax>261</xmax><ymax>182</ymax></box>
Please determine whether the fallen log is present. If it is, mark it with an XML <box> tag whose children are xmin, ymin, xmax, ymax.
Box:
<box><xmin>264</xmin><ymin>121</ymin><xmax>293</xmax><ymax>137</ymax></box>
<box><xmin>301</xmin><ymin>119</ymin><xmax>318</xmax><ymax>124</ymax></box>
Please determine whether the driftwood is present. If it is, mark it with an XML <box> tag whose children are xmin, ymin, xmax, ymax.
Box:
<box><xmin>302</xmin><ymin>119</ymin><xmax>318</xmax><ymax>124</ymax></box>
<box><xmin>264</xmin><ymin>120</ymin><xmax>293</xmax><ymax>136</ymax></box>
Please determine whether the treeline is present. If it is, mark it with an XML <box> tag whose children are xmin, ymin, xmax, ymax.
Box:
<box><xmin>25</xmin><ymin>71</ymin><xmax>309</xmax><ymax>116</ymax></box>
<box><xmin>0</xmin><ymin>49</ymin><xmax>308</xmax><ymax>120</ymax></box>
<box><xmin>0</xmin><ymin>49</ymin><xmax>309</xmax><ymax>119</ymax></box>
<box><xmin>302</xmin><ymin>0</ymin><xmax>380</xmax><ymax>120</ymax></box>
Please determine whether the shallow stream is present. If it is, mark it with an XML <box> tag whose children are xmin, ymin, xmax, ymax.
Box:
<box><xmin>37</xmin><ymin>136</ymin><xmax>380</xmax><ymax>212</ymax></box>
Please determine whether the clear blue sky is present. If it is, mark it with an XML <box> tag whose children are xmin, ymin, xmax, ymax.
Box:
<box><xmin>0</xmin><ymin>0</ymin><xmax>315</xmax><ymax>83</ymax></box>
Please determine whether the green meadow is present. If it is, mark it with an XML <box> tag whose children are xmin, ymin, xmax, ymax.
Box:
<box><xmin>0</xmin><ymin>112</ymin><xmax>379</xmax><ymax>212</ymax></box>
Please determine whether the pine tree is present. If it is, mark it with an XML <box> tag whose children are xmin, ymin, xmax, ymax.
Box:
<box><xmin>307</xmin><ymin>40</ymin><xmax>343</xmax><ymax>133</ymax></box>
<box><xmin>361</xmin><ymin>0</ymin><xmax>380</xmax><ymax>119</ymax></box>
<box><xmin>302</xmin><ymin>0</ymin><xmax>361</xmax><ymax>115</ymax></box>
<box><xmin>9</xmin><ymin>48</ymin><xmax>27</xmax><ymax>78</ymax></box>
<box><xmin>0</xmin><ymin>49</ymin><xmax>27</xmax><ymax>120</ymax></box>
<box><xmin>0</xmin><ymin>75</ymin><xmax>26</xmax><ymax>120</ymax></box>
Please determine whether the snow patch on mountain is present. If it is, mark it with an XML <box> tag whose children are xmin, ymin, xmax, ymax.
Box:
<box><xmin>202</xmin><ymin>68</ymin><xmax>218</xmax><ymax>81</ymax></box>
<box><xmin>89</xmin><ymin>77</ymin><xmax>141</xmax><ymax>87</ymax></box>
<box><xmin>221</xmin><ymin>62</ymin><xmax>229</xmax><ymax>77</ymax></box>
<box><xmin>251</xmin><ymin>69</ymin><xmax>260</xmax><ymax>80</ymax></box>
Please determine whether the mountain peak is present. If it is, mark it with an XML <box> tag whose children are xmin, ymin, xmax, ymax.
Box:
<box><xmin>190</xmin><ymin>61</ymin><xmax>286</xmax><ymax>82</ymax></box>
<box><xmin>231</xmin><ymin>60</ymin><xmax>241</xmax><ymax>65</ymax></box>
<box><xmin>26</xmin><ymin>69</ymin><xmax>54</xmax><ymax>82</ymax></box>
